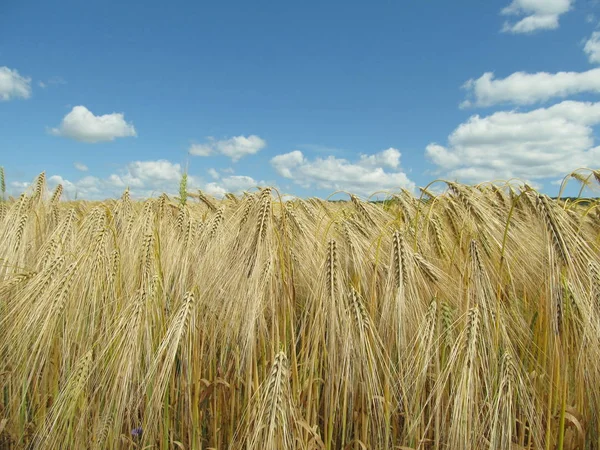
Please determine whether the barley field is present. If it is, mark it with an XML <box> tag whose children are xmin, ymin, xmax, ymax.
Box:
<box><xmin>0</xmin><ymin>169</ymin><xmax>599</xmax><ymax>449</ymax></box>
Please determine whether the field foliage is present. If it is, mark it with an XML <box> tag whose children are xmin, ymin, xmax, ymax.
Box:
<box><xmin>0</xmin><ymin>169</ymin><xmax>600</xmax><ymax>449</ymax></box>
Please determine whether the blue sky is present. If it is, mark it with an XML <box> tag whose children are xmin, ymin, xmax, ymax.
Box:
<box><xmin>1</xmin><ymin>0</ymin><xmax>599</xmax><ymax>199</ymax></box>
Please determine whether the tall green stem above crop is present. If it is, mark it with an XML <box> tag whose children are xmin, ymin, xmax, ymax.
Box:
<box><xmin>179</xmin><ymin>172</ymin><xmax>188</xmax><ymax>207</ymax></box>
<box><xmin>0</xmin><ymin>166</ymin><xmax>5</xmax><ymax>201</ymax></box>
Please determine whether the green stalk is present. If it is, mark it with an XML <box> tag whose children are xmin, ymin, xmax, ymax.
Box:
<box><xmin>0</xmin><ymin>166</ymin><xmax>5</xmax><ymax>201</ymax></box>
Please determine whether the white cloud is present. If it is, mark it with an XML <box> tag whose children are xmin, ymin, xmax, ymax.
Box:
<box><xmin>189</xmin><ymin>135</ymin><xmax>266</xmax><ymax>161</ymax></box>
<box><xmin>425</xmin><ymin>144</ymin><xmax>460</xmax><ymax>168</ymax></box>
<box><xmin>0</xmin><ymin>66</ymin><xmax>32</xmax><ymax>101</ymax></box>
<box><xmin>43</xmin><ymin>160</ymin><xmax>190</xmax><ymax>200</ymax></box>
<box><xmin>358</xmin><ymin>147</ymin><xmax>401</xmax><ymax>168</ymax></box>
<box><xmin>203</xmin><ymin>184</ymin><xmax>227</xmax><ymax>198</ymax></box>
<box><xmin>501</xmin><ymin>0</ymin><xmax>574</xmax><ymax>33</ymax></box>
<box><xmin>207</xmin><ymin>168</ymin><xmax>220</xmax><ymax>180</ymax></box>
<box><xmin>10</xmin><ymin>160</ymin><xmax>257</xmax><ymax>200</ymax></box>
<box><xmin>461</xmin><ymin>69</ymin><xmax>600</xmax><ymax>108</ymax></box>
<box><xmin>585</xmin><ymin>32</ymin><xmax>600</xmax><ymax>64</ymax></box>
<box><xmin>47</xmin><ymin>175</ymin><xmax>103</xmax><ymax>198</ymax></box>
<box><xmin>271</xmin><ymin>151</ymin><xmax>305</xmax><ymax>179</ymax></box>
<box><xmin>426</xmin><ymin>100</ymin><xmax>600</xmax><ymax>183</ymax></box>
<box><xmin>77</xmin><ymin>175</ymin><xmax>101</xmax><ymax>189</ymax></box>
<box><xmin>50</xmin><ymin>105</ymin><xmax>137</xmax><ymax>143</ymax></box>
<box><xmin>204</xmin><ymin>175</ymin><xmax>260</xmax><ymax>197</ymax></box>
<box><xmin>10</xmin><ymin>181</ymin><xmax>30</xmax><ymax>190</ymax></box>
<box><xmin>106</xmin><ymin>160</ymin><xmax>192</xmax><ymax>195</ymax></box>
<box><xmin>271</xmin><ymin>148</ymin><xmax>414</xmax><ymax>196</ymax></box>
<box><xmin>126</xmin><ymin>160</ymin><xmax>182</xmax><ymax>182</ymax></box>
<box><xmin>188</xmin><ymin>143</ymin><xmax>213</xmax><ymax>157</ymax></box>
<box><xmin>47</xmin><ymin>175</ymin><xmax>79</xmax><ymax>196</ymax></box>
<box><xmin>74</xmin><ymin>162</ymin><xmax>88</xmax><ymax>172</ymax></box>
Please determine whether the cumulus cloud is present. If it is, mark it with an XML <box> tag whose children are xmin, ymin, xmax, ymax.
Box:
<box><xmin>271</xmin><ymin>148</ymin><xmax>414</xmax><ymax>196</ymax></box>
<box><xmin>207</xmin><ymin>168</ymin><xmax>220</xmax><ymax>180</ymax></box>
<box><xmin>426</xmin><ymin>100</ymin><xmax>600</xmax><ymax>183</ymax></box>
<box><xmin>0</xmin><ymin>66</ymin><xmax>32</xmax><ymax>101</ymax></box>
<box><xmin>188</xmin><ymin>143</ymin><xmax>213</xmax><ymax>157</ymax></box>
<box><xmin>501</xmin><ymin>0</ymin><xmax>574</xmax><ymax>34</ymax></box>
<box><xmin>189</xmin><ymin>135</ymin><xmax>266</xmax><ymax>161</ymax></box>
<box><xmin>41</xmin><ymin>160</ymin><xmax>190</xmax><ymax>200</ymax></box>
<box><xmin>585</xmin><ymin>32</ymin><xmax>600</xmax><ymax>64</ymax></box>
<box><xmin>204</xmin><ymin>175</ymin><xmax>261</xmax><ymax>197</ymax></box>
<box><xmin>271</xmin><ymin>151</ymin><xmax>305</xmax><ymax>179</ymax></box>
<box><xmin>11</xmin><ymin>160</ymin><xmax>258</xmax><ymax>200</ymax></box>
<box><xmin>48</xmin><ymin>175</ymin><xmax>102</xmax><ymax>198</ymax></box>
<box><xmin>9</xmin><ymin>181</ymin><xmax>30</xmax><ymax>191</ymax></box>
<box><xmin>461</xmin><ymin>69</ymin><xmax>600</xmax><ymax>108</ymax></box>
<box><xmin>358</xmin><ymin>147</ymin><xmax>402</xmax><ymax>168</ymax></box>
<box><xmin>50</xmin><ymin>106</ymin><xmax>137</xmax><ymax>143</ymax></box>
<box><xmin>125</xmin><ymin>160</ymin><xmax>182</xmax><ymax>183</ymax></box>
<box><xmin>74</xmin><ymin>162</ymin><xmax>88</xmax><ymax>172</ymax></box>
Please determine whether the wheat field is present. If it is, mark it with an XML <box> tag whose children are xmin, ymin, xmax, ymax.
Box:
<box><xmin>0</xmin><ymin>169</ymin><xmax>599</xmax><ymax>449</ymax></box>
